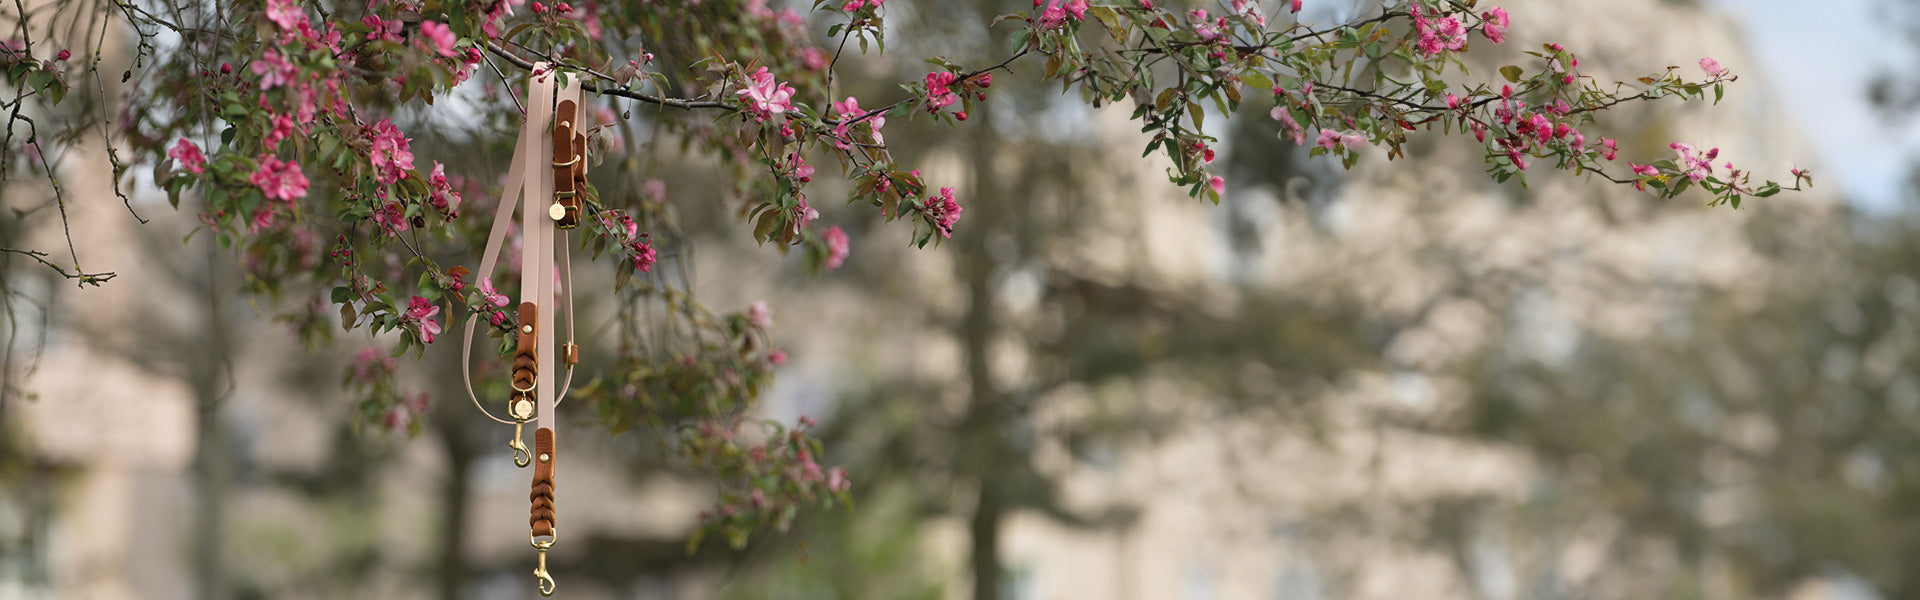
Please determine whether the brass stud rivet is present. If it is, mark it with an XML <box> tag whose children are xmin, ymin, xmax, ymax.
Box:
<box><xmin>539</xmin><ymin>453</ymin><xmax>550</xmax><ymax>463</ymax></box>
<box><xmin>522</xmin><ymin>325</ymin><xmax>534</xmax><ymax>334</ymax></box>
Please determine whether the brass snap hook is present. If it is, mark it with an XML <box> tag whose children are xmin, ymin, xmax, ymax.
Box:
<box><xmin>510</xmin><ymin>423</ymin><xmax>532</xmax><ymax>468</ymax></box>
<box><xmin>509</xmin><ymin>398</ymin><xmax>535</xmax><ymax>468</ymax></box>
<box><xmin>531</xmin><ymin>535</ymin><xmax>557</xmax><ymax>596</ymax></box>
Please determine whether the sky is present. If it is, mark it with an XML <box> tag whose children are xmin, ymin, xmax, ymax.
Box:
<box><xmin>1712</xmin><ymin>0</ymin><xmax>1920</xmax><ymax>210</ymax></box>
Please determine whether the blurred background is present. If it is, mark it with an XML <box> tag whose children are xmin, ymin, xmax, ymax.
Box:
<box><xmin>7</xmin><ymin>0</ymin><xmax>1920</xmax><ymax>598</ymax></box>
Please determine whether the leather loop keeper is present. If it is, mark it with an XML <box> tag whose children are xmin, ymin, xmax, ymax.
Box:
<box><xmin>513</xmin><ymin>302</ymin><xmax>539</xmax><ymax>399</ymax></box>
<box><xmin>552</xmin><ymin>100</ymin><xmax>580</xmax><ymax>229</ymax></box>
<box><xmin>562</xmin><ymin>132</ymin><xmax>586</xmax><ymax>227</ymax></box>
<box><xmin>530</xmin><ymin>427</ymin><xmax>557</xmax><ymax>535</ymax></box>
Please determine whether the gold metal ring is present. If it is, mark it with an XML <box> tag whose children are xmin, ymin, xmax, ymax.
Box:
<box><xmin>512</xmin><ymin>380</ymin><xmax>536</xmax><ymax>394</ymax></box>
<box><xmin>551</xmin><ymin>156</ymin><xmax>580</xmax><ymax>168</ymax></box>
<box><xmin>531</xmin><ymin>532</ymin><xmax>557</xmax><ymax>548</ymax></box>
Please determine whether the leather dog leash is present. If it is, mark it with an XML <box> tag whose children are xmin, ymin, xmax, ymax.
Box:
<box><xmin>458</xmin><ymin>63</ymin><xmax>588</xmax><ymax>597</ymax></box>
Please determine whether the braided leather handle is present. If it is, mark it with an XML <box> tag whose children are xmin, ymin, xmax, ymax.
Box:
<box><xmin>530</xmin><ymin>427</ymin><xmax>557</xmax><ymax>537</ymax></box>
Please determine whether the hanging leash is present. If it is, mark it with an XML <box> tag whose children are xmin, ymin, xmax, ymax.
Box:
<box><xmin>459</xmin><ymin>63</ymin><xmax>587</xmax><ymax>597</ymax></box>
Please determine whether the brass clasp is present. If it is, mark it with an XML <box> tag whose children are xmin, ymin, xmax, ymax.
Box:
<box><xmin>532</xmin><ymin>535</ymin><xmax>557</xmax><ymax>596</ymax></box>
<box><xmin>509</xmin><ymin>398</ymin><xmax>535</xmax><ymax>468</ymax></box>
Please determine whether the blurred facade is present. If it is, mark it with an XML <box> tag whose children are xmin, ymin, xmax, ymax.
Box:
<box><xmin>1</xmin><ymin>1</ymin><xmax>1903</xmax><ymax>600</ymax></box>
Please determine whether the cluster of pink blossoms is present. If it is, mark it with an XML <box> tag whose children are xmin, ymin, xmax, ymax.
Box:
<box><xmin>383</xmin><ymin>391</ymin><xmax>430</xmax><ymax>432</ymax></box>
<box><xmin>367</xmin><ymin>119</ymin><xmax>415</xmax><ymax>184</ymax></box>
<box><xmin>925</xmin><ymin>187</ymin><xmax>963</xmax><ymax>238</ymax></box>
<box><xmin>349</xmin><ymin>347</ymin><xmax>397</xmax><ymax>384</ymax></box>
<box><xmin>1036</xmin><ymin>0</ymin><xmax>1088</xmax><ymax>29</ymax></box>
<box><xmin>1410</xmin><ymin>5</ymin><xmax>1468</xmax><ymax>55</ymax></box>
<box><xmin>426</xmin><ymin>162</ymin><xmax>462</xmax><ymax>218</ymax></box>
<box><xmin>925</xmin><ymin>71</ymin><xmax>960</xmax><ymax>110</ymax></box>
<box><xmin>1317</xmin><ymin>129</ymin><xmax>1366</xmax><ymax>152</ymax></box>
<box><xmin>419</xmin><ymin>21</ymin><xmax>458</xmax><ymax>57</ymax></box>
<box><xmin>841</xmin><ymin>0</ymin><xmax>884</xmax><ymax>11</ymax></box>
<box><xmin>251</xmin><ymin>154</ymin><xmax>310</xmax><ymax>201</ymax></box>
<box><xmin>1189</xmin><ymin>10</ymin><xmax>1229</xmax><ymax>43</ymax></box>
<box><xmin>604</xmin><ymin>210</ymin><xmax>657</xmax><ymax>274</ymax></box>
<box><xmin>822</xmin><ymin>226</ymin><xmax>850</xmax><ymax>270</ymax></box>
<box><xmin>737</xmin><ymin>67</ymin><xmax>795</xmax><ymax>121</ymax></box>
<box><xmin>830</xmin><ymin>96</ymin><xmax>887</xmax><ymax>149</ymax></box>
<box><xmin>169</xmin><ymin>138</ymin><xmax>206</xmax><ymax>174</ymax></box>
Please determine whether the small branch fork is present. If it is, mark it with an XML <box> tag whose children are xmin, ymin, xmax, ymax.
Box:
<box><xmin>0</xmin><ymin>248</ymin><xmax>115</xmax><ymax>286</ymax></box>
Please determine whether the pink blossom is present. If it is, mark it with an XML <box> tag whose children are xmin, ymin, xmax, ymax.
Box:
<box><xmin>794</xmin><ymin>196</ymin><xmax>820</xmax><ymax>226</ymax></box>
<box><xmin>169</xmin><ymin>138</ymin><xmax>206</xmax><ymax>174</ymax></box>
<box><xmin>406</xmin><ymin>390</ymin><xmax>430</xmax><ymax>414</ymax></box>
<box><xmin>265</xmin><ymin>0</ymin><xmax>304</xmax><ymax>31</ymax></box>
<box><xmin>1229</xmin><ymin>0</ymin><xmax>1265</xmax><ymax>28</ymax></box>
<box><xmin>1670</xmin><ymin>142</ymin><xmax>1715</xmax><ymax>181</ymax></box>
<box><xmin>769</xmin><ymin>350</ymin><xmax>788</xmax><ymax>365</ymax></box>
<box><xmin>367</xmin><ymin>119</ymin><xmax>415</xmax><ymax>183</ymax></box>
<box><xmin>1629</xmin><ymin>162</ymin><xmax>1659</xmax><ymax>177</ymax></box>
<box><xmin>736</xmin><ymin>66</ymin><xmax>795</xmax><ymax>121</ymax></box>
<box><xmin>801</xmin><ymin>47</ymin><xmax>828</xmax><ymax>71</ymax></box>
<box><xmin>363</xmin><ymin>14</ymin><xmax>403</xmax><ymax>42</ymax></box>
<box><xmin>1271</xmin><ymin>105</ymin><xmax>1304</xmax><ymax>145</ymax></box>
<box><xmin>1700</xmin><ymin>57</ymin><xmax>1726</xmax><ymax>77</ymax></box>
<box><xmin>420</xmin><ymin>21</ymin><xmax>458</xmax><ymax>57</ymax></box>
<box><xmin>748</xmin><ymin>301</ymin><xmax>772</xmax><ymax>328</ymax></box>
<box><xmin>1286</xmin><ymin>0</ymin><xmax>1301</xmax><ymax>12</ymax></box>
<box><xmin>827</xmin><ymin>467</ymin><xmax>850</xmax><ymax>493</ymax></box>
<box><xmin>405</xmin><ymin>295</ymin><xmax>442</xmax><ymax>343</ymax></box>
<box><xmin>351</xmin><ymin>347</ymin><xmax>397</xmax><ymax>383</ymax></box>
<box><xmin>265</xmin><ymin>112</ymin><xmax>297</xmax><ymax>148</ymax></box>
<box><xmin>787</xmin><ymin>152</ymin><xmax>815</xmax><ymax>182</ymax></box>
<box><xmin>1316</xmin><ymin>129</ymin><xmax>1363</xmax><ymax>151</ymax></box>
<box><xmin>250</xmin><ymin>154</ymin><xmax>310</xmax><ymax>201</ymax></box>
<box><xmin>631</xmin><ymin>239</ymin><xmax>656</xmax><ymax>273</ymax></box>
<box><xmin>1207</xmin><ymin>175</ymin><xmax>1226</xmax><ymax>195</ymax></box>
<box><xmin>1190</xmin><ymin>10</ymin><xmax>1226</xmax><ymax>41</ymax></box>
<box><xmin>251</xmin><ymin>49</ymin><xmax>298</xmax><ymax>90</ymax></box>
<box><xmin>1600</xmin><ymin>137</ymin><xmax>1618</xmax><ymax>161</ymax></box>
<box><xmin>384</xmin><ymin>406</ymin><xmax>412</xmax><ymax>431</ymax></box>
<box><xmin>372</xmin><ymin>201</ymin><xmax>410</xmax><ymax>233</ymax></box>
<box><xmin>427</xmin><ymin>162</ymin><xmax>461</xmax><ymax>216</ymax></box>
<box><xmin>478</xmin><ymin>277</ymin><xmax>509</xmax><ymax>307</ymax></box>
<box><xmin>1481</xmin><ymin>7</ymin><xmax>1509</xmax><ymax>43</ymax></box>
<box><xmin>823</xmin><ymin>225</ymin><xmax>849</xmax><ymax>270</ymax></box>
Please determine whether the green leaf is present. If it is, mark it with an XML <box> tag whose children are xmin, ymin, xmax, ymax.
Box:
<box><xmin>1500</xmin><ymin>66</ymin><xmax>1523</xmax><ymax>83</ymax></box>
<box><xmin>1243</xmin><ymin>72</ymin><xmax>1273</xmax><ymax>92</ymax></box>
<box><xmin>331</xmin><ymin>286</ymin><xmax>352</xmax><ymax>304</ymax></box>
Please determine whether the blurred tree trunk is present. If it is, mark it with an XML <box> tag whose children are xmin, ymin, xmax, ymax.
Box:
<box><xmin>435</xmin><ymin>415</ymin><xmax>478</xmax><ymax>600</ymax></box>
<box><xmin>962</xmin><ymin>123</ymin><xmax>1006</xmax><ymax>600</ymax></box>
<box><xmin>189</xmin><ymin>244</ymin><xmax>233</xmax><ymax>600</ymax></box>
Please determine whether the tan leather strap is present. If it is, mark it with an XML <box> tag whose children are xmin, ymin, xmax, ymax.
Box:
<box><xmin>460</xmin><ymin>66</ymin><xmax>545</xmax><ymax>424</ymax></box>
